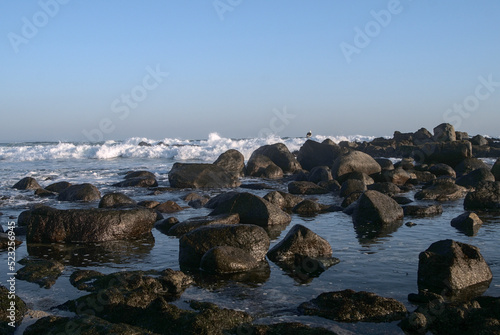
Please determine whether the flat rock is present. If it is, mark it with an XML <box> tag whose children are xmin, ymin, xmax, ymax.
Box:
<box><xmin>167</xmin><ymin>213</ymin><xmax>239</xmax><ymax>237</ymax></box>
<box><xmin>415</xmin><ymin>182</ymin><xmax>467</xmax><ymax>201</ymax></box>
<box><xmin>403</xmin><ymin>204</ymin><xmax>443</xmax><ymax>217</ymax></box>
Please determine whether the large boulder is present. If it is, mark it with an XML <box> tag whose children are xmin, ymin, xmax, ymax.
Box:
<box><xmin>168</xmin><ymin>163</ymin><xmax>241</xmax><ymax>188</ymax></box>
<box><xmin>492</xmin><ymin>158</ymin><xmax>500</xmax><ymax>181</ymax></box>
<box><xmin>209</xmin><ymin>192</ymin><xmax>291</xmax><ymax>226</ymax></box>
<box><xmin>415</xmin><ymin>181</ymin><xmax>467</xmax><ymax>202</ymax></box>
<box><xmin>167</xmin><ymin>213</ymin><xmax>240</xmax><ymax>237</ymax></box>
<box><xmin>456</xmin><ymin>168</ymin><xmax>495</xmax><ymax>189</ymax></box>
<box><xmin>24</xmin><ymin>206</ymin><xmax>157</xmax><ymax>243</ymax></box>
<box><xmin>429</xmin><ymin>163</ymin><xmax>456</xmax><ymax>178</ymax></box>
<box><xmin>179</xmin><ymin>224</ymin><xmax>270</xmax><ymax>268</ymax></box>
<box><xmin>433</xmin><ymin>123</ymin><xmax>456</xmax><ymax>142</ymax></box>
<box><xmin>353</xmin><ymin>190</ymin><xmax>404</xmax><ymax>225</ymax></box>
<box><xmin>245</xmin><ymin>154</ymin><xmax>284</xmax><ymax>179</ymax></box>
<box><xmin>331</xmin><ymin>151</ymin><xmax>381</xmax><ymax>180</ymax></box>
<box><xmin>464</xmin><ymin>181</ymin><xmax>500</xmax><ymax>211</ymax></box>
<box><xmin>98</xmin><ymin>192</ymin><xmax>136</xmax><ymax>208</ymax></box>
<box><xmin>57</xmin><ymin>183</ymin><xmax>101</xmax><ymax>202</ymax></box>
<box><xmin>418</xmin><ymin>240</ymin><xmax>492</xmax><ymax>297</ymax></box>
<box><xmin>382</xmin><ymin>167</ymin><xmax>411</xmax><ymax>186</ymax></box>
<box><xmin>200</xmin><ymin>246</ymin><xmax>261</xmax><ymax>274</ymax></box>
<box><xmin>454</xmin><ymin>158</ymin><xmax>490</xmax><ymax>177</ymax></box>
<box><xmin>249</xmin><ymin>143</ymin><xmax>301</xmax><ymax>174</ymax></box>
<box><xmin>308</xmin><ymin>166</ymin><xmax>333</xmax><ymax>183</ymax></box>
<box><xmin>213</xmin><ymin>149</ymin><xmax>245</xmax><ymax>177</ymax></box>
<box><xmin>45</xmin><ymin>181</ymin><xmax>72</xmax><ymax>193</ymax></box>
<box><xmin>299</xmin><ymin>289</ymin><xmax>408</xmax><ymax>322</ymax></box>
<box><xmin>296</xmin><ymin>140</ymin><xmax>342</xmax><ymax>171</ymax></box>
<box><xmin>12</xmin><ymin>177</ymin><xmax>41</xmax><ymax>190</ymax></box>
<box><xmin>413</xmin><ymin>141</ymin><xmax>472</xmax><ymax>166</ymax></box>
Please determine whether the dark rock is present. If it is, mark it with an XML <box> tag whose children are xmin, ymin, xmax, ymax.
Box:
<box><xmin>155</xmin><ymin>217</ymin><xmax>179</xmax><ymax>233</ymax></box>
<box><xmin>168</xmin><ymin>163</ymin><xmax>241</xmax><ymax>188</ymax></box>
<box><xmin>188</xmin><ymin>198</ymin><xmax>209</xmax><ymax>208</ymax></box>
<box><xmin>70</xmin><ymin>270</ymin><xmax>104</xmax><ymax>290</ymax></box>
<box><xmin>296</xmin><ymin>139</ymin><xmax>342</xmax><ymax>171</ymax></box>
<box><xmin>267</xmin><ymin>224</ymin><xmax>334</xmax><ymax>263</ymax></box>
<box><xmin>240</xmin><ymin>182</ymin><xmax>275</xmax><ymax>190</ymax></box>
<box><xmin>249</xmin><ymin>143</ymin><xmax>301</xmax><ymax>174</ymax></box>
<box><xmin>156</xmin><ymin>200</ymin><xmax>183</xmax><ymax>213</ymax></box>
<box><xmin>454</xmin><ymin>158</ymin><xmax>490</xmax><ymax>177</ymax></box>
<box><xmin>138</xmin><ymin>141</ymin><xmax>152</xmax><ymax>146</ymax></box>
<box><xmin>0</xmin><ymin>285</ymin><xmax>27</xmax><ymax>329</ymax></box>
<box><xmin>263</xmin><ymin>191</ymin><xmax>303</xmax><ymax>209</ymax></box>
<box><xmin>124</xmin><ymin>170</ymin><xmax>155</xmax><ymax>179</ymax></box>
<box><xmin>246</xmin><ymin>154</ymin><xmax>284</xmax><ymax>179</ymax></box>
<box><xmin>183</xmin><ymin>192</ymin><xmax>204</xmax><ymax>201</ymax></box>
<box><xmin>209</xmin><ymin>192</ymin><xmax>291</xmax><ymax>226</ymax></box>
<box><xmin>167</xmin><ymin>213</ymin><xmax>239</xmax><ymax>237</ymax></box>
<box><xmin>394</xmin><ymin>158</ymin><xmax>415</xmax><ymax>171</ymax></box>
<box><xmin>200</xmin><ymin>246</ymin><xmax>261</xmax><ymax>274</ymax></box>
<box><xmin>451</xmin><ymin>211</ymin><xmax>483</xmax><ymax>236</ymax></box>
<box><xmin>413</xmin><ymin>127</ymin><xmax>433</xmax><ymax>144</ymax></box>
<box><xmin>12</xmin><ymin>176</ymin><xmax>41</xmax><ymax>190</ymax></box>
<box><xmin>418</xmin><ymin>239</ymin><xmax>492</xmax><ymax>297</ymax></box>
<box><xmin>17</xmin><ymin>258</ymin><xmax>64</xmax><ymax>289</ymax></box>
<box><xmin>204</xmin><ymin>191</ymin><xmax>240</xmax><ymax>209</ymax></box>
<box><xmin>292</xmin><ymin>200</ymin><xmax>321</xmax><ymax>215</ymax></box>
<box><xmin>341</xmin><ymin>192</ymin><xmax>363</xmax><ymax>208</ymax></box>
<box><xmin>345</xmin><ymin>171</ymin><xmax>374</xmax><ymax>185</ymax></box>
<box><xmin>492</xmin><ymin>158</ymin><xmax>500</xmax><ymax>181</ymax></box>
<box><xmin>299</xmin><ymin>289</ymin><xmax>408</xmax><ymax>322</ymax></box>
<box><xmin>403</xmin><ymin>204</ymin><xmax>443</xmax><ymax>217</ymax></box>
<box><xmin>99</xmin><ymin>192</ymin><xmax>136</xmax><ymax>208</ymax></box>
<box><xmin>340</xmin><ymin>179</ymin><xmax>366</xmax><ymax>197</ymax></box>
<box><xmin>308</xmin><ymin>166</ymin><xmax>333</xmax><ymax>183</ymax></box>
<box><xmin>45</xmin><ymin>181</ymin><xmax>72</xmax><ymax>193</ymax></box>
<box><xmin>322</xmin><ymin>138</ymin><xmax>336</xmax><ymax>145</ymax></box>
<box><xmin>249</xmin><ymin>322</ymin><xmax>338</xmax><ymax>335</ymax></box>
<box><xmin>137</xmin><ymin>200</ymin><xmax>161</xmax><ymax>209</ymax></box>
<box><xmin>57</xmin><ymin>183</ymin><xmax>101</xmax><ymax>202</ymax></box>
<box><xmin>367</xmin><ymin>182</ymin><xmax>401</xmax><ymax>196</ymax></box>
<box><xmin>375</xmin><ymin>158</ymin><xmax>394</xmax><ymax>171</ymax></box>
<box><xmin>393</xmin><ymin>196</ymin><xmax>413</xmax><ymax>205</ymax></box>
<box><xmin>288</xmin><ymin>181</ymin><xmax>329</xmax><ymax>195</ymax></box>
<box><xmin>213</xmin><ymin>149</ymin><xmax>245</xmax><ymax>177</ymax></box>
<box><xmin>471</xmin><ymin>134</ymin><xmax>488</xmax><ymax>146</ymax></box>
<box><xmin>464</xmin><ymin>181</ymin><xmax>500</xmax><ymax>211</ymax></box>
<box><xmin>415</xmin><ymin>182</ymin><xmax>467</xmax><ymax>201</ymax></box>
<box><xmin>25</xmin><ymin>206</ymin><xmax>157</xmax><ymax>243</ymax></box>
<box><xmin>456</xmin><ymin>168</ymin><xmax>495</xmax><ymax>189</ymax></box>
<box><xmin>393</xmin><ymin>131</ymin><xmax>413</xmax><ymax>143</ymax></box>
<box><xmin>34</xmin><ymin>188</ymin><xmax>56</xmax><ymax>197</ymax></box>
<box><xmin>413</xmin><ymin>170</ymin><xmax>437</xmax><ymax>183</ymax></box>
<box><xmin>413</xmin><ymin>141</ymin><xmax>472</xmax><ymax>166</ymax></box>
<box><xmin>353</xmin><ymin>190</ymin><xmax>404</xmax><ymax>225</ymax></box>
<box><xmin>318</xmin><ymin>179</ymin><xmax>342</xmax><ymax>192</ymax></box>
<box><xmin>332</xmin><ymin>151</ymin><xmax>382</xmax><ymax>180</ymax></box>
<box><xmin>405</xmin><ymin>221</ymin><xmax>417</xmax><ymax>227</ymax></box>
<box><xmin>433</xmin><ymin>123</ymin><xmax>456</xmax><ymax>142</ymax></box>
<box><xmin>113</xmin><ymin>177</ymin><xmax>158</xmax><ymax>188</ymax></box>
<box><xmin>455</xmin><ymin>131</ymin><xmax>469</xmax><ymax>140</ymax></box>
<box><xmin>429</xmin><ymin>163</ymin><xmax>457</xmax><ymax>178</ymax></box>
<box><xmin>179</xmin><ymin>224</ymin><xmax>270</xmax><ymax>268</ymax></box>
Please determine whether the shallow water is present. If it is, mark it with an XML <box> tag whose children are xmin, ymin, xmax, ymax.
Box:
<box><xmin>1</xmin><ymin>138</ymin><xmax>499</xmax><ymax>334</ymax></box>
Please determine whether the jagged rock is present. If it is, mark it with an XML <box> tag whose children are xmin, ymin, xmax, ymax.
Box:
<box><xmin>418</xmin><ymin>239</ymin><xmax>492</xmax><ymax>297</ymax></box>
<box><xmin>209</xmin><ymin>192</ymin><xmax>291</xmax><ymax>226</ymax></box>
<box><xmin>353</xmin><ymin>190</ymin><xmax>404</xmax><ymax>225</ymax></box>
<box><xmin>433</xmin><ymin>123</ymin><xmax>456</xmax><ymax>142</ymax></box>
<box><xmin>200</xmin><ymin>246</ymin><xmax>261</xmax><ymax>274</ymax></box>
<box><xmin>299</xmin><ymin>289</ymin><xmax>408</xmax><ymax>322</ymax></box>
<box><xmin>296</xmin><ymin>139</ymin><xmax>342</xmax><ymax>171</ymax></box>
<box><xmin>331</xmin><ymin>151</ymin><xmax>382</xmax><ymax>180</ymax></box>
<box><xmin>168</xmin><ymin>163</ymin><xmax>241</xmax><ymax>188</ymax></box>
<box><xmin>167</xmin><ymin>214</ymin><xmax>239</xmax><ymax>237</ymax></box>
<box><xmin>12</xmin><ymin>177</ymin><xmax>41</xmax><ymax>190</ymax></box>
<box><xmin>213</xmin><ymin>149</ymin><xmax>245</xmax><ymax>177</ymax></box>
<box><xmin>451</xmin><ymin>211</ymin><xmax>483</xmax><ymax>236</ymax></box>
<box><xmin>24</xmin><ymin>206</ymin><xmax>157</xmax><ymax>243</ymax></box>
<box><xmin>179</xmin><ymin>224</ymin><xmax>270</xmax><ymax>268</ymax></box>
<box><xmin>98</xmin><ymin>192</ymin><xmax>136</xmax><ymax>208</ymax></box>
<box><xmin>249</xmin><ymin>143</ymin><xmax>301</xmax><ymax>174</ymax></box>
<box><xmin>57</xmin><ymin>183</ymin><xmax>101</xmax><ymax>202</ymax></box>
<box><xmin>288</xmin><ymin>181</ymin><xmax>329</xmax><ymax>195</ymax></box>
<box><xmin>403</xmin><ymin>204</ymin><xmax>443</xmax><ymax>217</ymax></box>
<box><xmin>464</xmin><ymin>181</ymin><xmax>500</xmax><ymax>211</ymax></box>
<box><xmin>156</xmin><ymin>200</ymin><xmax>183</xmax><ymax>213</ymax></box>
<box><xmin>17</xmin><ymin>259</ymin><xmax>64</xmax><ymax>289</ymax></box>
<box><xmin>456</xmin><ymin>168</ymin><xmax>495</xmax><ymax>189</ymax></box>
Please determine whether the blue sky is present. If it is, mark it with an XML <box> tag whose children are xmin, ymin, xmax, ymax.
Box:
<box><xmin>1</xmin><ymin>0</ymin><xmax>500</xmax><ymax>142</ymax></box>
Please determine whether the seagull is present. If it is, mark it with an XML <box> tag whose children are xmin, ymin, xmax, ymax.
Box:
<box><xmin>306</xmin><ymin>130</ymin><xmax>312</xmax><ymax>138</ymax></box>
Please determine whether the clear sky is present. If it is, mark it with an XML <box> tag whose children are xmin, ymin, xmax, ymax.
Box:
<box><xmin>1</xmin><ymin>0</ymin><xmax>500</xmax><ymax>142</ymax></box>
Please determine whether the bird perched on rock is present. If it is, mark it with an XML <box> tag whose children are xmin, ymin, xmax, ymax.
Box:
<box><xmin>306</xmin><ymin>130</ymin><xmax>312</xmax><ymax>138</ymax></box>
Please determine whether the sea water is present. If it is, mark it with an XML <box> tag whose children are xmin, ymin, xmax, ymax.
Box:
<box><xmin>1</xmin><ymin>133</ymin><xmax>499</xmax><ymax>334</ymax></box>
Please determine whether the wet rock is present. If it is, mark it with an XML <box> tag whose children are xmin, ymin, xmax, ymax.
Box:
<box><xmin>213</xmin><ymin>149</ymin><xmax>245</xmax><ymax>177</ymax></box>
<box><xmin>331</xmin><ymin>151</ymin><xmax>382</xmax><ymax>180</ymax></box>
<box><xmin>403</xmin><ymin>204</ymin><xmax>443</xmax><ymax>217</ymax></box>
<box><xmin>70</xmin><ymin>269</ymin><xmax>104</xmax><ymax>290</ymax></box>
<box><xmin>0</xmin><ymin>285</ymin><xmax>27</xmax><ymax>329</ymax></box>
<box><xmin>367</xmin><ymin>182</ymin><xmax>401</xmax><ymax>196</ymax></box>
<box><xmin>179</xmin><ymin>224</ymin><xmax>270</xmax><ymax>268</ymax></box>
<box><xmin>318</xmin><ymin>179</ymin><xmax>342</xmax><ymax>192</ymax></box>
<box><xmin>209</xmin><ymin>192</ymin><xmax>291</xmax><ymax>226</ymax></box>
<box><xmin>299</xmin><ymin>289</ymin><xmax>408</xmax><ymax>322</ymax></box>
<box><xmin>429</xmin><ymin>163</ymin><xmax>457</xmax><ymax>178</ymax></box>
<box><xmin>288</xmin><ymin>181</ymin><xmax>329</xmax><ymax>195</ymax></box>
<box><xmin>415</xmin><ymin>181</ymin><xmax>467</xmax><ymax>201</ymax></box>
<box><xmin>340</xmin><ymin>179</ymin><xmax>366</xmax><ymax>197</ymax></box>
<box><xmin>249</xmin><ymin>322</ymin><xmax>338</xmax><ymax>335</ymax></box>
<box><xmin>155</xmin><ymin>217</ymin><xmax>179</xmax><ymax>233</ymax></box>
<box><xmin>156</xmin><ymin>200</ymin><xmax>183</xmax><ymax>213</ymax></box>
<box><xmin>113</xmin><ymin>177</ymin><xmax>158</xmax><ymax>188</ymax></box>
<box><xmin>393</xmin><ymin>196</ymin><xmax>413</xmax><ymax>205</ymax></box>
<box><xmin>24</xmin><ymin>206</ymin><xmax>157</xmax><ymax>243</ymax></box>
<box><xmin>0</xmin><ymin>233</ymin><xmax>22</xmax><ymax>249</ymax></box>
<box><xmin>395</xmin><ymin>158</ymin><xmax>415</xmax><ymax>171</ymax></box>
<box><xmin>263</xmin><ymin>191</ymin><xmax>303</xmax><ymax>209</ymax></box>
<box><xmin>34</xmin><ymin>188</ymin><xmax>56</xmax><ymax>197</ymax></box>
<box><xmin>267</xmin><ymin>224</ymin><xmax>334</xmax><ymax>263</ymax></box>
<box><xmin>341</xmin><ymin>192</ymin><xmax>363</xmax><ymax>208</ymax></box>
<box><xmin>456</xmin><ymin>168</ymin><xmax>495</xmax><ymax>189</ymax></box>
<box><xmin>451</xmin><ymin>211</ymin><xmax>483</xmax><ymax>236</ymax></box>
<box><xmin>353</xmin><ymin>190</ymin><xmax>404</xmax><ymax>225</ymax></box>
<box><xmin>454</xmin><ymin>158</ymin><xmax>490</xmax><ymax>177</ymax></box>
<box><xmin>292</xmin><ymin>199</ymin><xmax>321</xmax><ymax>215</ymax></box>
<box><xmin>200</xmin><ymin>246</ymin><xmax>261</xmax><ymax>274</ymax></box>
<box><xmin>12</xmin><ymin>176</ymin><xmax>41</xmax><ymax>190</ymax></box>
<box><xmin>492</xmin><ymin>158</ymin><xmax>500</xmax><ymax>181</ymax></box>
<box><xmin>124</xmin><ymin>170</ymin><xmax>155</xmax><ymax>179</ymax></box>
<box><xmin>17</xmin><ymin>258</ymin><xmax>64</xmax><ymax>288</ymax></box>
<box><xmin>137</xmin><ymin>200</ymin><xmax>161</xmax><ymax>209</ymax></box>
<box><xmin>168</xmin><ymin>163</ymin><xmax>241</xmax><ymax>188</ymax></box>
<box><xmin>45</xmin><ymin>181</ymin><xmax>72</xmax><ymax>193</ymax></box>
<box><xmin>464</xmin><ymin>181</ymin><xmax>500</xmax><ymax>211</ymax></box>
<box><xmin>296</xmin><ymin>139</ymin><xmax>342</xmax><ymax>171</ymax></box>
<box><xmin>246</xmin><ymin>154</ymin><xmax>284</xmax><ymax>179</ymax></box>
<box><xmin>99</xmin><ymin>192</ymin><xmax>136</xmax><ymax>208</ymax></box>
<box><xmin>204</xmin><ymin>191</ymin><xmax>240</xmax><ymax>209</ymax></box>
<box><xmin>418</xmin><ymin>239</ymin><xmax>492</xmax><ymax>298</ymax></box>
<box><xmin>433</xmin><ymin>123</ymin><xmax>456</xmax><ymax>142</ymax></box>
<box><xmin>382</xmin><ymin>167</ymin><xmax>411</xmax><ymax>186</ymax></box>
<box><xmin>249</xmin><ymin>143</ymin><xmax>301</xmax><ymax>174</ymax></box>
<box><xmin>307</xmin><ymin>166</ymin><xmax>333</xmax><ymax>183</ymax></box>
<box><xmin>188</xmin><ymin>198</ymin><xmax>209</xmax><ymax>208</ymax></box>
<box><xmin>167</xmin><ymin>213</ymin><xmax>240</xmax><ymax>237</ymax></box>
<box><xmin>57</xmin><ymin>183</ymin><xmax>101</xmax><ymax>202</ymax></box>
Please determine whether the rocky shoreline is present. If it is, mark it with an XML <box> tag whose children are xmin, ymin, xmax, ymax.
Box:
<box><xmin>1</xmin><ymin>123</ymin><xmax>500</xmax><ymax>334</ymax></box>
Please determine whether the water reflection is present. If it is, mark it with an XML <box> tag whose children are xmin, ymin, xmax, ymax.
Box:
<box><xmin>353</xmin><ymin>221</ymin><xmax>403</xmax><ymax>245</ymax></box>
<box><xmin>270</xmin><ymin>255</ymin><xmax>340</xmax><ymax>284</ymax></box>
<box><xmin>27</xmin><ymin>233</ymin><xmax>155</xmax><ymax>266</ymax></box>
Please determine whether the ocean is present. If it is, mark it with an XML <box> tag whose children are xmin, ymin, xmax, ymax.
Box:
<box><xmin>1</xmin><ymin>133</ymin><xmax>499</xmax><ymax>334</ymax></box>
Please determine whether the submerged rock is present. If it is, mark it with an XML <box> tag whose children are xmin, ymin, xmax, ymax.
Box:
<box><xmin>403</xmin><ymin>204</ymin><xmax>443</xmax><ymax>217</ymax></box>
<box><xmin>113</xmin><ymin>177</ymin><xmax>158</xmax><ymax>188</ymax></box>
<box><xmin>17</xmin><ymin>258</ymin><xmax>64</xmax><ymax>289</ymax></box>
